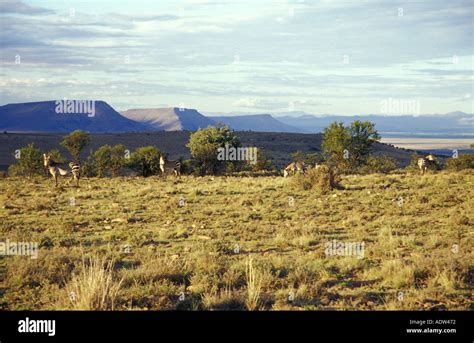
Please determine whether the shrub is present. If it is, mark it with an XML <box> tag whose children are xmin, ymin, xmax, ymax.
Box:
<box><xmin>291</xmin><ymin>165</ymin><xmax>339</xmax><ymax>194</ymax></box>
<box><xmin>445</xmin><ymin>154</ymin><xmax>474</xmax><ymax>171</ymax></box>
<box><xmin>8</xmin><ymin>143</ymin><xmax>43</xmax><ymax>177</ymax></box>
<box><xmin>322</xmin><ymin>120</ymin><xmax>380</xmax><ymax>173</ymax></box>
<box><xmin>94</xmin><ymin>145</ymin><xmax>112</xmax><ymax>178</ymax></box>
<box><xmin>187</xmin><ymin>125</ymin><xmax>240</xmax><ymax>175</ymax></box>
<box><xmin>81</xmin><ymin>152</ymin><xmax>97</xmax><ymax>177</ymax></box>
<box><xmin>110</xmin><ymin>144</ymin><xmax>127</xmax><ymax>177</ymax></box>
<box><xmin>359</xmin><ymin>155</ymin><xmax>397</xmax><ymax>174</ymax></box>
<box><xmin>128</xmin><ymin>146</ymin><xmax>161</xmax><ymax>177</ymax></box>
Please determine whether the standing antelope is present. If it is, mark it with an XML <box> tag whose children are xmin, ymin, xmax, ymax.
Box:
<box><xmin>159</xmin><ymin>154</ymin><xmax>181</xmax><ymax>177</ymax></box>
<box><xmin>417</xmin><ymin>154</ymin><xmax>436</xmax><ymax>175</ymax></box>
<box><xmin>43</xmin><ymin>154</ymin><xmax>81</xmax><ymax>187</ymax></box>
<box><xmin>283</xmin><ymin>161</ymin><xmax>306</xmax><ymax>177</ymax></box>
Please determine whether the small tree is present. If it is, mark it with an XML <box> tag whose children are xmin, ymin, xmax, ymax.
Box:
<box><xmin>187</xmin><ymin>125</ymin><xmax>240</xmax><ymax>175</ymax></box>
<box><xmin>110</xmin><ymin>144</ymin><xmax>127</xmax><ymax>177</ymax></box>
<box><xmin>9</xmin><ymin>143</ymin><xmax>43</xmax><ymax>177</ymax></box>
<box><xmin>61</xmin><ymin>130</ymin><xmax>91</xmax><ymax>162</ymax></box>
<box><xmin>93</xmin><ymin>145</ymin><xmax>112</xmax><ymax>178</ymax></box>
<box><xmin>128</xmin><ymin>146</ymin><xmax>161</xmax><ymax>177</ymax></box>
<box><xmin>322</xmin><ymin>122</ymin><xmax>351</xmax><ymax>170</ymax></box>
<box><xmin>348</xmin><ymin>120</ymin><xmax>380</xmax><ymax>167</ymax></box>
<box><xmin>322</xmin><ymin>120</ymin><xmax>379</xmax><ymax>172</ymax></box>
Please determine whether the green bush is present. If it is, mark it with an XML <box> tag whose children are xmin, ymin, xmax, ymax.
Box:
<box><xmin>445</xmin><ymin>154</ymin><xmax>474</xmax><ymax>171</ymax></box>
<box><xmin>187</xmin><ymin>125</ymin><xmax>240</xmax><ymax>175</ymax></box>
<box><xmin>359</xmin><ymin>155</ymin><xmax>397</xmax><ymax>174</ymax></box>
<box><xmin>94</xmin><ymin>145</ymin><xmax>112</xmax><ymax>177</ymax></box>
<box><xmin>81</xmin><ymin>153</ymin><xmax>97</xmax><ymax>177</ymax></box>
<box><xmin>8</xmin><ymin>143</ymin><xmax>43</xmax><ymax>177</ymax></box>
<box><xmin>128</xmin><ymin>146</ymin><xmax>161</xmax><ymax>177</ymax></box>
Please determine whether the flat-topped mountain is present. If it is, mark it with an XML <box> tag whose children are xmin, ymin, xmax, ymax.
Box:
<box><xmin>121</xmin><ymin>107</ymin><xmax>215</xmax><ymax>131</ymax></box>
<box><xmin>0</xmin><ymin>100</ymin><xmax>150</xmax><ymax>133</ymax></box>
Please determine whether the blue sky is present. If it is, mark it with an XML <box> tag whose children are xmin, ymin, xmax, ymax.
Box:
<box><xmin>0</xmin><ymin>0</ymin><xmax>473</xmax><ymax>115</ymax></box>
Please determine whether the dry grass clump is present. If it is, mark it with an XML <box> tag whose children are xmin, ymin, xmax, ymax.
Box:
<box><xmin>245</xmin><ymin>256</ymin><xmax>263</xmax><ymax>311</ymax></box>
<box><xmin>65</xmin><ymin>254</ymin><xmax>122</xmax><ymax>310</ymax></box>
<box><xmin>291</xmin><ymin>165</ymin><xmax>340</xmax><ymax>193</ymax></box>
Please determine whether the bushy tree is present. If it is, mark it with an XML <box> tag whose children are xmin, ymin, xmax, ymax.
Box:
<box><xmin>322</xmin><ymin>122</ymin><xmax>351</xmax><ymax>170</ymax></box>
<box><xmin>348</xmin><ymin>120</ymin><xmax>380</xmax><ymax>167</ymax></box>
<box><xmin>128</xmin><ymin>146</ymin><xmax>161</xmax><ymax>177</ymax></box>
<box><xmin>8</xmin><ymin>143</ymin><xmax>43</xmax><ymax>177</ymax></box>
<box><xmin>61</xmin><ymin>130</ymin><xmax>91</xmax><ymax>162</ymax></box>
<box><xmin>93</xmin><ymin>145</ymin><xmax>112</xmax><ymax>178</ymax></box>
<box><xmin>110</xmin><ymin>144</ymin><xmax>127</xmax><ymax>177</ymax></box>
<box><xmin>322</xmin><ymin>120</ymin><xmax>379</xmax><ymax>172</ymax></box>
<box><xmin>187</xmin><ymin>125</ymin><xmax>240</xmax><ymax>175</ymax></box>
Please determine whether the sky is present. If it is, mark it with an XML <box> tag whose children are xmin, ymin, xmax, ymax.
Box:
<box><xmin>0</xmin><ymin>0</ymin><xmax>473</xmax><ymax>115</ymax></box>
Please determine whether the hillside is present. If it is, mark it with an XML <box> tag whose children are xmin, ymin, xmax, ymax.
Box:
<box><xmin>209</xmin><ymin>114</ymin><xmax>302</xmax><ymax>133</ymax></box>
<box><xmin>121</xmin><ymin>108</ymin><xmax>215</xmax><ymax>131</ymax></box>
<box><xmin>0</xmin><ymin>131</ymin><xmax>415</xmax><ymax>171</ymax></box>
<box><xmin>275</xmin><ymin>112</ymin><xmax>474</xmax><ymax>135</ymax></box>
<box><xmin>0</xmin><ymin>101</ymin><xmax>150</xmax><ymax>133</ymax></box>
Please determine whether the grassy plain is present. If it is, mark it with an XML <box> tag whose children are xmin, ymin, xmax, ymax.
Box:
<box><xmin>0</xmin><ymin>170</ymin><xmax>472</xmax><ymax>310</ymax></box>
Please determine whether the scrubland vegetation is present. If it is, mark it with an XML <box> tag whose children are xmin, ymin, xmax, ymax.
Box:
<box><xmin>1</xmin><ymin>169</ymin><xmax>472</xmax><ymax>310</ymax></box>
<box><xmin>2</xmin><ymin>124</ymin><xmax>473</xmax><ymax>311</ymax></box>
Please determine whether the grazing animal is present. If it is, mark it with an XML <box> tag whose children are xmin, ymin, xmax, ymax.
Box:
<box><xmin>283</xmin><ymin>161</ymin><xmax>306</xmax><ymax>177</ymax></box>
<box><xmin>159</xmin><ymin>155</ymin><xmax>181</xmax><ymax>177</ymax></box>
<box><xmin>417</xmin><ymin>154</ymin><xmax>436</xmax><ymax>175</ymax></box>
<box><xmin>43</xmin><ymin>154</ymin><xmax>80</xmax><ymax>187</ymax></box>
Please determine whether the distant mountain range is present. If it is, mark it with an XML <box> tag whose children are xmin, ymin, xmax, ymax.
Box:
<box><xmin>209</xmin><ymin>114</ymin><xmax>299</xmax><ymax>132</ymax></box>
<box><xmin>0</xmin><ymin>101</ymin><xmax>472</xmax><ymax>136</ymax></box>
<box><xmin>121</xmin><ymin>107</ymin><xmax>214</xmax><ymax>131</ymax></box>
<box><xmin>274</xmin><ymin>111</ymin><xmax>474</xmax><ymax>136</ymax></box>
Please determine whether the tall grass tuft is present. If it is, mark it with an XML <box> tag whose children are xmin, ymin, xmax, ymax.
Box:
<box><xmin>245</xmin><ymin>256</ymin><xmax>262</xmax><ymax>311</ymax></box>
<box><xmin>67</xmin><ymin>254</ymin><xmax>123</xmax><ymax>310</ymax></box>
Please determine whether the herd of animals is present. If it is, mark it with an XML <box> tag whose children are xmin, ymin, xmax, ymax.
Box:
<box><xmin>41</xmin><ymin>153</ymin><xmax>438</xmax><ymax>187</ymax></box>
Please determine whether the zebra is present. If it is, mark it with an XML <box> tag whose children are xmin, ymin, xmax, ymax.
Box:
<box><xmin>43</xmin><ymin>154</ymin><xmax>80</xmax><ymax>187</ymax></box>
<box><xmin>417</xmin><ymin>154</ymin><xmax>436</xmax><ymax>175</ymax></box>
<box><xmin>283</xmin><ymin>161</ymin><xmax>306</xmax><ymax>177</ymax></box>
<box><xmin>159</xmin><ymin>154</ymin><xmax>181</xmax><ymax>177</ymax></box>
